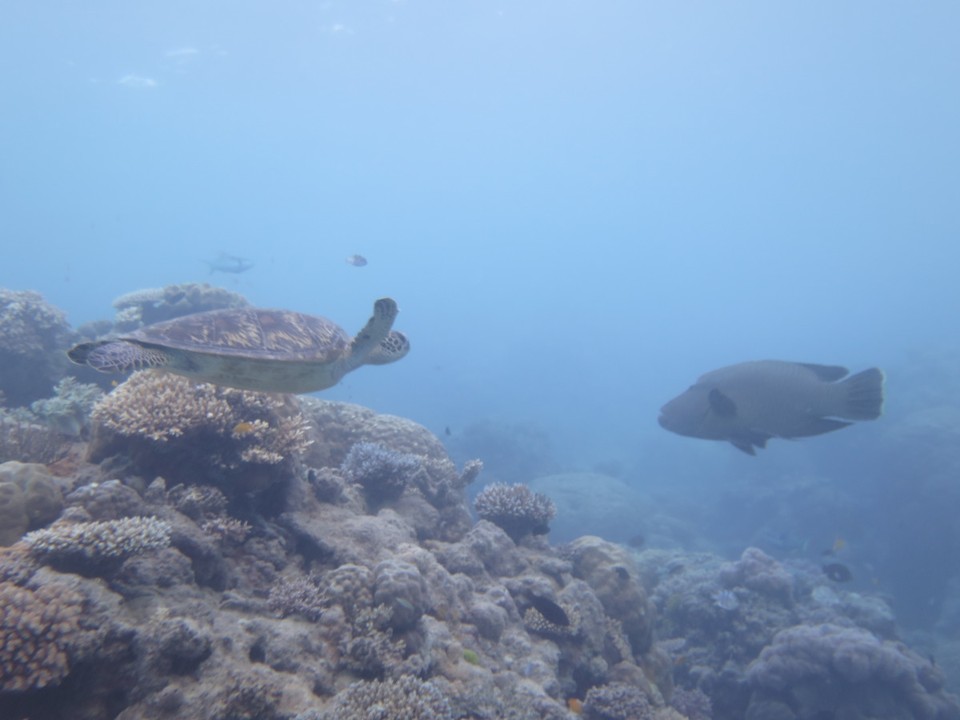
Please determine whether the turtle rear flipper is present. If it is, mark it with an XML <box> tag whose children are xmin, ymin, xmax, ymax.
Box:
<box><xmin>68</xmin><ymin>340</ymin><xmax>170</xmax><ymax>373</ymax></box>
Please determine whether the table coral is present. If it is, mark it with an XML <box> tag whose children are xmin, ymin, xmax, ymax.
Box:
<box><xmin>88</xmin><ymin>371</ymin><xmax>311</xmax><ymax>492</ymax></box>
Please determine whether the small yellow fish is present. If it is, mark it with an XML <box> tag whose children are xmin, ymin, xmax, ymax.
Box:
<box><xmin>232</xmin><ymin>421</ymin><xmax>256</xmax><ymax>437</ymax></box>
<box><xmin>833</xmin><ymin>536</ymin><xmax>847</xmax><ymax>553</ymax></box>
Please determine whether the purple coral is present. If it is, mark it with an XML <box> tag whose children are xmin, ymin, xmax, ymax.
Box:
<box><xmin>473</xmin><ymin>482</ymin><xmax>556</xmax><ymax>541</ymax></box>
<box><xmin>341</xmin><ymin>442</ymin><xmax>421</xmax><ymax>504</ymax></box>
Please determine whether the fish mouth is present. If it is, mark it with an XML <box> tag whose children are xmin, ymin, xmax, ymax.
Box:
<box><xmin>657</xmin><ymin>413</ymin><xmax>669</xmax><ymax>429</ymax></box>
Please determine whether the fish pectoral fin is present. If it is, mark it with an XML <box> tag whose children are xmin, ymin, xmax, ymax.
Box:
<box><xmin>730</xmin><ymin>429</ymin><xmax>770</xmax><ymax>455</ymax></box>
<box><xmin>708</xmin><ymin>388</ymin><xmax>737</xmax><ymax>417</ymax></box>
<box><xmin>791</xmin><ymin>417</ymin><xmax>853</xmax><ymax>438</ymax></box>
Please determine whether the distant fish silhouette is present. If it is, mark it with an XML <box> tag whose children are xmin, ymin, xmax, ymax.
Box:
<box><xmin>345</xmin><ymin>254</ymin><xmax>368</xmax><ymax>267</ymax></box>
<box><xmin>205</xmin><ymin>253</ymin><xmax>254</xmax><ymax>274</ymax></box>
<box><xmin>658</xmin><ymin>361</ymin><xmax>885</xmax><ymax>455</ymax></box>
<box><xmin>823</xmin><ymin>562</ymin><xmax>853</xmax><ymax>583</ymax></box>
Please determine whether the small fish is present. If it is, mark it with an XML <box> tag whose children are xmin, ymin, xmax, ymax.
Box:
<box><xmin>345</xmin><ymin>254</ymin><xmax>368</xmax><ymax>267</ymax></box>
<box><xmin>627</xmin><ymin>532</ymin><xmax>646</xmax><ymax>549</ymax></box>
<box><xmin>528</xmin><ymin>594</ymin><xmax>570</xmax><ymax>627</ymax></box>
<box><xmin>711</xmin><ymin>589</ymin><xmax>739</xmax><ymax>611</ymax></box>
<box><xmin>394</xmin><ymin>597</ymin><xmax>415</xmax><ymax>612</ymax></box>
<box><xmin>567</xmin><ymin>698</ymin><xmax>583</xmax><ymax>714</ymax></box>
<box><xmin>823</xmin><ymin>562</ymin><xmax>853</xmax><ymax>582</ymax></box>
<box><xmin>444</xmin><ymin>426</ymin><xmax>451</xmax><ymax>436</ymax></box>
<box><xmin>205</xmin><ymin>252</ymin><xmax>254</xmax><ymax>274</ymax></box>
<box><xmin>658</xmin><ymin>361</ymin><xmax>885</xmax><ymax>455</ymax></box>
<box><xmin>823</xmin><ymin>536</ymin><xmax>847</xmax><ymax>556</ymax></box>
<box><xmin>232</xmin><ymin>421</ymin><xmax>257</xmax><ymax>437</ymax></box>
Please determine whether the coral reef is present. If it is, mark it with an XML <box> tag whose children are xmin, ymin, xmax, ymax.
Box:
<box><xmin>0</xmin><ymin>289</ymin><xmax>75</xmax><ymax>407</ymax></box>
<box><xmin>0</xmin><ymin>308</ymin><xmax>951</xmax><ymax>720</ymax></box>
<box><xmin>474</xmin><ymin>482</ymin><xmax>556</xmax><ymax>541</ymax></box>
<box><xmin>110</xmin><ymin>282</ymin><xmax>249</xmax><ymax>332</ymax></box>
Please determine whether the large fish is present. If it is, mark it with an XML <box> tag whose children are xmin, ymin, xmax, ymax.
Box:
<box><xmin>658</xmin><ymin>360</ymin><xmax>885</xmax><ymax>455</ymax></box>
<box><xmin>204</xmin><ymin>252</ymin><xmax>254</xmax><ymax>274</ymax></box>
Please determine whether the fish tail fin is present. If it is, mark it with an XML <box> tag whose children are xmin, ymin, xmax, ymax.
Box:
<box><xmin>839</xmin><ymin>367</ymin><xmax>885</xmax><ymax>420</ymax></box>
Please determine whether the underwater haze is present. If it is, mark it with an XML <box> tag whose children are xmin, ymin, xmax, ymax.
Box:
<box><xmin>4</xmin><ymin>0</ymin><xmax>960</xmax><ymax>658</ymax></box>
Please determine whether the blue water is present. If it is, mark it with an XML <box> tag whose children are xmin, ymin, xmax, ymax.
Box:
<box><xmin>3</xmin><ymin>3</ymin><xmax>959</xmax><ymax>629</ymax></box>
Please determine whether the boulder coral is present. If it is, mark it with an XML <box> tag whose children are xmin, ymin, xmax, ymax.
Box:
<box><xmin>0</xmin><ymin>461</ymin><xmax>65</xmax><ymax>546</ymax></box>
<box><xmin>747</xmin><ymin>622</ymin><xmax>959</xmax><ymax>719</ymax></box>
<box><xmin>0</xmin><ymin>289</ymin><xmax>75</xmax><ymax>407</ymax></box>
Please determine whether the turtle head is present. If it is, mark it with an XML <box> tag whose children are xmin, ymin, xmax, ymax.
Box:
<box><xmin>364</xmin><ymin>331</ymin><xmax>410</xmax><ymax>365</ymax></box>
<box><xmin>68</xmin><ymin>340</ymin><xmax>171</xmax><ymax>374</ymax></box>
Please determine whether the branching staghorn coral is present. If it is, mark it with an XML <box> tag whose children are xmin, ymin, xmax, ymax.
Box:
<box><xmin>23</xmin><ymin>516</ymin><xmax>171</xmax><ymax>572</ymax></box>
<box><xmin>341</xmin><ymin>442</ymin><xmax>421</xmax><ymax>504</ymax></box>
<box><xmin>473</xmin><ymin>482</ymin><xmax>556</xmax><ymax>541</ymax></box>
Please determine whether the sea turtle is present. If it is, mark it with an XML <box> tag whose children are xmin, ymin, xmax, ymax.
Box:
<box><xmin>67</xmin><ymin>298</ymin><xmax>409</xmax><ymax>393</ymax></box>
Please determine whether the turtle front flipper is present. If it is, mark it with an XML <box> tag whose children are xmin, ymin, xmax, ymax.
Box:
<box><xmin>347</xmin><ymin>298</ymin><xmax>399</xmax><ymax>369</ymax></box>
<box><xmin>68</xmin><ymin>340</ymin><xmax>171</xmax><ymax>374</ymax></box>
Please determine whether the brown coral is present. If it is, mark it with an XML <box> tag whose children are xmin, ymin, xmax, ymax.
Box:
<box><xmin>0</xmin><ymin>581</ymin><xmax>84</xmax><ymax>691</ymax></box>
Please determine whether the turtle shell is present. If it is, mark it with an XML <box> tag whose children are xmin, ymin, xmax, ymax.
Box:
<box><xmin>126</xmin><ymin>308</ymin><xmax>350</xmax><ymax>364</ymax></box>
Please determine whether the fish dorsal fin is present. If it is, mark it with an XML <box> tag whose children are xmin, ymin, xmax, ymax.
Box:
<box><xmin>798</xmin><ymin>363</ymin><xmax>849</xmax><ymax>382</ymax></box>
<box><xmin>708</xmin><ymin>388</ymin><xmax>737</xmax><ymax>417</ymax></box>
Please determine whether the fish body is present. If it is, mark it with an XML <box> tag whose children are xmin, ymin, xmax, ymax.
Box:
<box><xmin>205</xmin><ymin>253</ymin><xmax>254</xmax><ymax>274</ymax></box>
<box><xmin>658</xmin><ymin>360</ymin><xmax>884</xmax><ymax>455</ymax></box>
<box><xmin>711</xmin><ymin>589</ymin><xmax>739</xmax><ymax>611</ymax></box>
<box><xmin>528</xmin><ymin>594</ymin><xmax>570</xmax><ymax>627</ymax></box>
<box><xmin>345</xmin><ymin>254</ymin><xmax>368</xmax><ymax>267</ymax></box>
